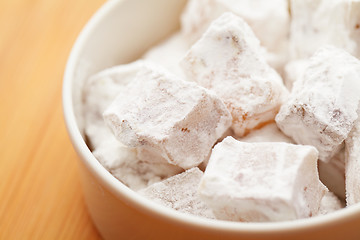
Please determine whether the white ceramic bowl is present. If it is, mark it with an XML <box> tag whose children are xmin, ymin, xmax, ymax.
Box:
<box><xmin>63</xmin><ymin>0</ymin><xmax>360</xmax><ymax>239</ymax></box>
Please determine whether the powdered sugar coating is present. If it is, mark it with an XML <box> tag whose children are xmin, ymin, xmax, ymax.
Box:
<box><xmin>181</xmin><ymin>0</ymin><xmax>290</xmax><ymax>74</ymax></box>
<box><xmin>290</xmin><ymin>0</ymin><xmax>360</xmax><ymax>60</ymax></box>
<box><xmin>239</xmin><ymin>122</ymin><xmax>294</xmax><ymax>143</ymax></box>
<box><xmin>318</xmin><ymin>192</ymin><xmax>343</xmax><ymax>215</ymax></box>
<box><xmin>283</xmin><ymin>59</ymin><xmax>308</xmax><ymax>90</ymax></box>
<box><xmin>181</xmin><ymin>0</ymin><xmax>289</xmax><ymax>53</ymax></box>
<box><xmin>142</xmin><ymin>32</ymin><xmax>189</xmax><ymax>78</ymax></box>
<box><xmin>345</xmin><ymin>117</ymin><xmax>360</xmax><ymax>205</ymax></box>
<box><xmin>103</xmin><ymin>63</ymin><xmax>232</xmax><ymax>169</ymax></box>
<box><xmin>93</xmin><ymin>138</ymin><xmax>182</xmax><ymax>191</ymax></box>
<box><xmin>83</xmin><ymin>60</ymin><xmax>145</xmax><ymax>149</ymax></box>
<box><xmin>276</xmin><ymin>46</ymin><xmax>360</xmax><ymax>162</ymax></box>
<box><xmin>139</xmin><ymin>167</ymin><xmax>214</xmax><ymax>219</ymax></box>
<box><xmin>199</xmin><ymin>137</ymin><xmax>327</xmax><ymax>222</ymax></box>
<box><xmin>200</xmin><ymin>123</ymin><xmax>294</xmax><ymax>170</ymax></box>
<box><xmin>181</xmin><ymin>13</ymin><xmax>288</xmax><ymax>137</ymax></box>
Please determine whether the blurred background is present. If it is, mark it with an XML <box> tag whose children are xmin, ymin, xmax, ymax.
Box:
<box><xmin>0</xmin><ymin>0</ymin><xmax>106</xmax><ymax>239</ymax></box>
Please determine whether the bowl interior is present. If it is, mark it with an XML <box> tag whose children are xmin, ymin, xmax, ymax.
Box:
<box><xmin>63</xmin><ymin>0</ymin><xmax>360</xmax><ymax>235</ymax></box>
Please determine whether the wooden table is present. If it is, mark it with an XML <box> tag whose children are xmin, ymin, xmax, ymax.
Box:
<box><xmin>0</xmin><ymin>0</ymin><xmax>106</xmax><ymax>239</ymax></box>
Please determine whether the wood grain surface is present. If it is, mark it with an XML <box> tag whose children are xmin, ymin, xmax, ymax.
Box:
<box><xmin>0</xmin><ymin>0</ymin><xmax>106</xmax><ymax>239</ymax></box>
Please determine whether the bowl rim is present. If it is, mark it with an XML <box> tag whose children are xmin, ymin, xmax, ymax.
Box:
<box><xmin>62</xmin><ymin>0</ymin><xmax>360</xmax><ymax>234</ymax></box>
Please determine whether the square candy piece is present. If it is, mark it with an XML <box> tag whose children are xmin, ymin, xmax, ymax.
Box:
<box><xmin>199</xmin><ymin>136</ymin><xmax>327</xmax><ymax>222</ymax></box>
<box><xmin>138</xmin><ymin>167</ymin><xmax>215</xmax><ymax>219</ymax></box>
<box><xmin>93</xmin><ymin>138</ymin><xmax>182</xmax><ymax>191</ymax></box>
<box><xmin>180</xmin><ymin>0</ymin><xmax>290</xmax><ymax>74</ymax></box>
<box><xmin>290</xmin><ymin>0</ymin><xmax>360</xmax><ymax>59</ymax></box>
<box><xmin>83</xmin><ymin>60</ymin><xmax>145</xmax><ymax>149</ymax></box>
<box><xmin>345</xmin><ymin>117</ymin><xmax>360</xmax><ymax>206</ymax></box>
<box><xmin>181</xmin><ymin>12</ymin><xmax>288</xmax><ymax>137</ymax></box>
<box><xmin>181</xmin><ymin>0</ymin><xmax>290</xmax><ymax>53</ymax></box>
<box><xmin>104</xmin><ymin>63</ymin><xmax>232</xmax><ymax>170</ymax></box>
<box><xmin>276</xmin><ymin>46</ymin><xmax>360</xmax><ymax>162</ymax></box>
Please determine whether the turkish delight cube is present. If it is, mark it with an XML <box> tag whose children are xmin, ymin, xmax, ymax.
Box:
<box><xmin>83</xmin><ymin>60</ymin><xmax>145</xmax><ymax>149</ymax></box>
<box><xmin>290</xmin><ymin>0</ymin><xmax>360</xmax><ymax>59</ymax></box>
<box><xmin>181</xmin><ymin>12</ymin><xmax>288</xmax><ymax>137</ymax></box>
<box><xmin>103</xmin><ymin>63</ymin><xmax>232</xmax><ymax>169</ymax></box>
<box><xmin>93</xmin><ymin>138</ymin><xmax>182</xmax><ymax>191</ymax></box>
<box><xmin>139</xmin><ymin>167</ymin><xmax>215</xmax><ymax>219</ymax></box>
<box><xmin>198</xmin><ymin>136</ymin><xmax>327</xmax><ymax>222</ymax></box>
<box><xmin>276</xmin><ymin>46</ymin><xmax>360</xmax><ymax>162</ymax></box>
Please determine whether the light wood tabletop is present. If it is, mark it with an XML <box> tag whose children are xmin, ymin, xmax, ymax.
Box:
<box><xmin>0</xmin><ymin>0</ymin><xmax>106</xmax><ymax>239</ymax></box>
